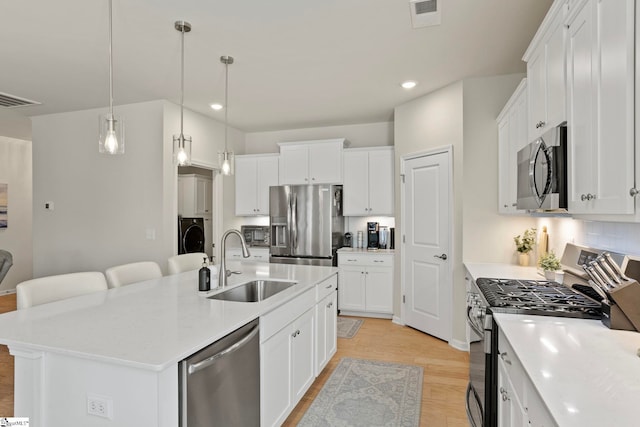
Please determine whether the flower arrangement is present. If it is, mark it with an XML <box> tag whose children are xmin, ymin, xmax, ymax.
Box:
<box><xmin>513</xmin><ymin>228</ymin><xmax>536</xmax><ymax>254</ymax></box>
<box><xmin>539</xmin><ymin>251</ymin><xmax>561</xmax><ymax>271</ymax></box>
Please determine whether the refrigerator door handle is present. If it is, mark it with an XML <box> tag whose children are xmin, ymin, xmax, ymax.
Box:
<box><xmin>286</xmin><ymin>192</ymin><xmax>293</xmax><ymax>253</ymax></box>
<box><xmin>292</xmin><ymin>193</ymin><xmax>298</xmax><ymax>251</ymax></box>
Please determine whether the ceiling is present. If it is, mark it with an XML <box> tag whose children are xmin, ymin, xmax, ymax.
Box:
<box><xmin>1</xmin><ymin>0</ymin><xmax>552</xmax><ymax>136</ymax></box>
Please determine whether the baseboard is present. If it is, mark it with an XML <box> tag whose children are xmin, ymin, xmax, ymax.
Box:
<box><xmin>0</xmin><ymin>289</ymin><xmax>16</xmax><ymax>296</ymax></box>
<box><xmin>392</xmin><ymin>315</ymin><xmax>404</xmax><ymax>326</ymax></box>
<box><xmin>449</xmin><ymin>338</ymin><xmax>468</xmax><ymax>352</ymax></box>
<box><xmin>339</xmin><ymin>310</ymin><xmax>392</xmax><ymax>319</ymax></box>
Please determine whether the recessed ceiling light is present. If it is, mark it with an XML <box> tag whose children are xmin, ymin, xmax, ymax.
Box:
<box><xmin>210</xmin><ymin>103</ymin><xmax>223</xmax><ymax>110</ymax></box>
<box><xmin>401</xmin><ymin>81</ymin><xmax>417</xmax><ymax>89</ymax></box>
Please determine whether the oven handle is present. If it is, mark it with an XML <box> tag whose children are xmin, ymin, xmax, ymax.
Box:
<box><xmin>466</xmin><ymin>305</ymin><xmax>484</xmax><ymax>337</ymax></box>
<box><xmin>465</xmin><ymin>381</ymin><xmax>483</xmax><ymax>427</ymax></box>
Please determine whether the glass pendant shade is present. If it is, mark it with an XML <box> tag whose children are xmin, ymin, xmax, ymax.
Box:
<box><xmin>99</xmin><ymin>114</ymin><xmax>124</xmax><ymax>154</ymax></box>
<box><xmin>173</xmin><ymin>133</ymin><xmax>192</xmax><ymax>166</ymax></box>
<box><xmin>218</xmin><ymin>151</ymin><xmax>234</xmax><ymax>175</ymax></box>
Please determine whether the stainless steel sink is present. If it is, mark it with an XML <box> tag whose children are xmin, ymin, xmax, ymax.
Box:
<box><xmin>207</xmin><ymin>280</ymin><xmax>297</xmax><ymax>302</ymax></box>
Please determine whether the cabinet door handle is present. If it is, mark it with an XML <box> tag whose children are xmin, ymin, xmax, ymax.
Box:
<box><xmin>500</xmin><ymin>352</ymin><xmax>512</xmax><ymax>365</ymax></box>
<box><xmin>373</xmin><ymin>260</ymin><xmax>384</xmax><ymax>263</ymax></box>
<box><xmin>347</xmin><ymin>259</ymin><xmax>357</xmax><ymax>262</ymax></box>
<box><xmin>326</xmin><ymin>284</ymin><xmax>333</xmax><ymax>289</ymax></box>
<box><xmin>327</xmin><ymin>302</ymin><xmax>333</xmax><ymax>308</ymax></box>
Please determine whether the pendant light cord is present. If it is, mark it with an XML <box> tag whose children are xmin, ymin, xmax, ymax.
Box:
<box><xmin>108</xmin><ymin>0</ymin><xmax>114</xmax><ymax>120</ymax></box>
<box><xmin>224</xmin><ymin>60</ymin><xmax>229</xmax><ymax>152</ymax></box>
<box><xmin>179</xmin><ymin>25</ymin><xmax>185</xmax><ymax>143</ymax></box>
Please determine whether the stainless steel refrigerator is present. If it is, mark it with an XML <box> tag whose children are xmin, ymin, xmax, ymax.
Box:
<box><xmin>269</xmin><ymin>184</ymin><xmax>344</xmax><ymax>266</ymax></box>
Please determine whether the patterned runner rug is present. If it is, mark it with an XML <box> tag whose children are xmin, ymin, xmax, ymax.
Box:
<box><xmin>336</xmin><ymin>316</ymin><xmax>363</xmax><ymax>339</ymax></box>
<box><xmin>297</xmin><ymin>357</ymin><xmax>423</xmax><ymax>427</ymax></box>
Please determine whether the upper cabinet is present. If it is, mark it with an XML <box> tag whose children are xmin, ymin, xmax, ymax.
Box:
<box><xmin>497</xmin><ymin>79</ymin><xmax>528</xmax><ymax>215</ymax></box>
<box><xmin>179</xmin><ymin>174</ymin><xmax>212</xmax><ymax>217</ymax></box>
<box><xmin>278</xmin><ymin>139</ymin><xmax>346</xmax><ymax>185</ymax></box>
<box><xmin>235</xmin><ymin>154</ymin><xmax>279</xmax><ymax>216</ymax></box>
<box><xmin>566</xmin><ymin>0</ymin><xmax>635</xmax><ymax>214</ymax></box>
<box><xmin>343</xmin><ymin>147</ymin><xmax>394</xmax><ymax>216</ymax></box>
<box><xmin>523</xmin><ymin>0</ymin><xmax>568</xmax><ymax>141</ymax></box>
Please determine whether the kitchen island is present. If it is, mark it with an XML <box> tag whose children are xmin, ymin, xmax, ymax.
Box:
<box><xmin>0</xmin><ymin>261</ymin><xmax>338</xmax><ymax>426</ymax></box>
<box><xmin>465</xmin><ymin>262</ymin><xmax>640</xmax><ymax>427</ymax></box>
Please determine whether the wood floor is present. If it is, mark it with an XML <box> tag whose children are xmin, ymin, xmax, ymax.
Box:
<box><xmin>283</xmin><ymin>316</ymin><xmax>469</xmax><ymax>427</ymax></box>
<box><xmin>0</xmin><ymin>292</ymin><xmax>15</xmax><ymax>417</ymax></box>
<box><xmin>0</xmin><ymin>295</ymin><xmax>469</xmax><ymax>425</ymax></box>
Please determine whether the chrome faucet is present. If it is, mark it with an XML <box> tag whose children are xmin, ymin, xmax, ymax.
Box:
<box><xmin>219</xmin><ymin>229</ymin><xmax>251</xmax><ymax>289</ymax></box>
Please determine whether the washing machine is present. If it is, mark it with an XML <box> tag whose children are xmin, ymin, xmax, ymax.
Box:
<box><xmin>178</xmin><ymin>217</ymin><xmax>205</xmax><ymax>254</ymax></box>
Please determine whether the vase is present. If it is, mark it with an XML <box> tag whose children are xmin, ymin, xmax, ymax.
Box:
<box><xmin>518</xmin><ymin>253</ymin><xmax>530</xmax><ymax>266</ymax></box>
<box><xmin>544</xmin><ymin>270</ymin><xmax>556</xmax><ymax>281</ymax></box>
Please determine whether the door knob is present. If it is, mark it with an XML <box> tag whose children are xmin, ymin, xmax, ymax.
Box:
<box><xmin>434</xmin><ymin>254</ymin><xmax>448</xmax><ymax>260</ymax></box>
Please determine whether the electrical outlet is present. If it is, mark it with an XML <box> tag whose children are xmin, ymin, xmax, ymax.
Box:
<box><xmin>87</xmin><ymin>394</ymin><xmax>113</xmax><ymax>419</ymax></box>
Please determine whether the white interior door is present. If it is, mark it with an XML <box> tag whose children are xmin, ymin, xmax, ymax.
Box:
<box><xmin>402</xmin><ymin>149</ymin><xmax>452</xmax><ymax>342</ymax></box>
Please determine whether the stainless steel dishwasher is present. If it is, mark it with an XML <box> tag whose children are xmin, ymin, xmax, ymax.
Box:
<box><xmin>179</xmin><ymin>319</ymin><xmax>260</xmax><ymax>426</ymax></box>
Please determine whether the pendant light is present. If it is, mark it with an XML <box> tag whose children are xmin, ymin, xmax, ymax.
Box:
<box><xmin>99</xmin><ymin>0</ymin><xmax>124</xmax><ymax>155</ymax></box>
<box><xmin>173</xmin><ymin>21</ymin><xmax>192</xmax><ymax>166</ymax></box>
<box><xmin>218</xmin><ymin>56</ymin><xmax>234</xmax><ymax>176</ymax></box>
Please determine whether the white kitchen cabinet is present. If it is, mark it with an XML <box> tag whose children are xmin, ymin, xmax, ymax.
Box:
<box><xmin>260</xmin><ymin>286</ymin><xmax>318</xmax><ymax>427</ymax></box>
<box><xmin>497</xmin><ymin>79</ymin><xmax>528</xmax><ymax>215</ymax></box>
<box><xmin>498</xmin><ymin>329</ymin><xmax>557</xmax><ymax>427</ymax></box>
<box><xmin>235</xmin><ymin>154</ymin><xmax>279</xmax><ymax>216</ymax></box>
<box><xmin>315</xmin><ymin>275</ymin><xmax>338</xmax><ymax>376</ymax></box>
<box><xmin>566</xmin><ymin>0</ymin><xmax>635</xmax><ymax>215</ymax></box>
<box><xmin>178</xmin><ymin>174</ymin><xmax>212</xmax><ymax>217</ymax></box>
<box><xmin>343</xmin><ymin>147</ymin><xmax>394</xmax><ymax>216</ymax></box>
<box><xmin>278</xmin><ymin>139</ymin><xmax>345</xmax><ymax>185</ymax></box>
<box><xmin>338</xmin><ymin>252</ymin><xmax>393</xmax><ymax>318</ymax></box>
<box><xmin>523</xmin><ymin>0</ymin><xmax>567</xmax><ymax>140</ymax></box>
<box><xmin>225</xmin><ymin>247</ymin><xmax>269</xmax><ymax>263</ymax></box>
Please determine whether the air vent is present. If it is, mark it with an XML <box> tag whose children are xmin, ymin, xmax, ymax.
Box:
<box><xmin>0</xmin><ymin>92</ymin><xmax>41</xmax><ymax>108</ymax></box>
<box><xmin>409</xmin><ymin>0</ymin><xmax>441</xmax><ymax>28</ymax></box>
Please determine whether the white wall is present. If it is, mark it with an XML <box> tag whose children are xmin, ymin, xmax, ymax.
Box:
<box><xmin>0</xmin><ymin>136</ymin><xmax>33</xmax><ymax>292</ymax></box>
<box><xmin>245</xmin><ymin>122</ymin><xmax>393</xmax><ymax>153</ymax></box>
<box><xmin>31</xmin><ymin>100</ymin><xmax>241</xmax><ymax>277</ymax></box>
<box><xmin>394</xmin><ymin>74</ymin><xmax>538</xmax><ymax>346</ymax></box>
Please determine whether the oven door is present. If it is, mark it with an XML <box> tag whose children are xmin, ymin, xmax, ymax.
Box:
<box><xmin>466</xmin><ymin>295</ymin><xmax>486</xmax><ymax>427</ymax></box>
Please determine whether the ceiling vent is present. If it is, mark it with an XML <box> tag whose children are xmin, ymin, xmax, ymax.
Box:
<box><xmin>0</xmin><ymin>92</ymin><xmax>41</xmax><ymax>108</ymax></box>
<box><xmin>409</xmin><ymin>0</ymin><xmax>441</xmax><ymax>29</ymax></box>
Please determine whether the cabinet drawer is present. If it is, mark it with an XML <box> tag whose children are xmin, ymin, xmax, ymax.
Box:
<box><xmin>338</xmin><ymin>253</ymin><xmax>393</xmax><ymax>267</ymax></box>
<box><xmin>498</xmin><ymin>329</ymin><xmax>526</xmax><ymax>404</ymax></box>
<box><xmin>261</xmin><ymin>288</ymin><xmax>315</xmax><ymax>342</ymax></box>
<box><xmin>316</xmin><ymin>274</ymin><xmax>338</xmax><ymax>302</ymax></box>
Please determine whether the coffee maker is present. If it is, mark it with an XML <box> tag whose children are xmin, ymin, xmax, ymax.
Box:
<box><xmin>367</xmin><ymin>222</ymin><xmax>379</xmax><ymax>249</ymax></box>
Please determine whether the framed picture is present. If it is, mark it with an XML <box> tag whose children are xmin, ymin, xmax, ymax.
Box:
<box><xmin>0</xmin><ymin>183</ymin><xmax>7</xmax><ymax>229</ymax></box>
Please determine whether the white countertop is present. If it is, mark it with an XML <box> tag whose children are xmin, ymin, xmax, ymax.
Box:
<box><xmin>465</xmin><ymin>261</ymin><xmax>640</xmax><ymax>426</ymax></box>
<box><xmin>495</xmin><ymin>313</ymin><xmax>640</xmax><ymax>427</ymax></box>
<box><xmin>0</xmin><ymin>262</ymin><xmax>337</xmax><ymax>372</ymax></box>
<box><xmin>337</xmin><ymin>247</ymin><xmax>395</xmax><ymax>254</ymax></box>
<box><xmin>464</xmin><ymin>262</ymin><xmax>543</xmax><ymax>281</ymax></box>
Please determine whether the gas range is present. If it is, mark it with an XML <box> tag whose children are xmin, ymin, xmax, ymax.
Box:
<box><xmin>475</xmin><ymin>277</ymin><xmax>601</xmax><ymax>319</ymax></box>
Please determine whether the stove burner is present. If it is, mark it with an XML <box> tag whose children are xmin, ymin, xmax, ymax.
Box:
<box><xmin>475</xmin><ymin>277</ymin><xmax>601</xmax><ymax>319</ymax></box>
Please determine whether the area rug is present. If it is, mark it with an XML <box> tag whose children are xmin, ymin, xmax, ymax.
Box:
<box><xmin>337</xmin><ymin>316</ymin><xmax>363</xmax><ymax>339</ymax></box>
<box><xmin>297</xmin><ymin>357</ymin><xmax>423</xmax><ymax>427</ymax></box>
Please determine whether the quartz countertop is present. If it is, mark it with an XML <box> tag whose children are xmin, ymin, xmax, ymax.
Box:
<box><xmin>495</xmin><ymin>313</ymin><xmax>640</xmax><ymax>427</ymax></box>
<box><xmin>464</xmin><ymin>262</ymin><xmax>542</xmax><ymax>282</ymax></box>
<box><xmin>0</xmin><ymin>262</ymin><xmax>337</xmax><ymax>372</ymax></box>
<box><xmin>337</xmin><ymin>247</ymin><xmax>395</xmax><ymax>254</ymax></box>
<box><xmin>464</xmin><ymin>261</ymin><xmax>640</xmax><ymax>426</ymax></box>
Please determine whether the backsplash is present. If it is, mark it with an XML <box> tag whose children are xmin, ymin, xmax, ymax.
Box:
<box><xmin>538</xmin><ymin>217</ymin><xmax>640</xmax><ymax>258</ymax></box>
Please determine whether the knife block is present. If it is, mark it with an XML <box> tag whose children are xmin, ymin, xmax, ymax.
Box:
<box><xmin>601</xmin><ymin>301</ymin><xmax>636</xmax><ymax>331</ymax></box>
<box><xmin>608</xmin><ymin>279</ymin><xmax>640</xmax><ymax>331</ymax></box>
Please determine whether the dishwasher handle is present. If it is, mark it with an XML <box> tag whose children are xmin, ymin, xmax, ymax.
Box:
<box><xmin>187</xmin><ymin>324</ymin><xmax>259</xmax><ymax>375</ymax></box>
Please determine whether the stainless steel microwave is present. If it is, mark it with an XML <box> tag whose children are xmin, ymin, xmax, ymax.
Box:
<box><xmin>516</xmin><ymin>124</ymin><xmax>567</xmax><ymax>211</ymax></box>
<box><xmin>241</xmin><ymin>225</ymin><xmax>270</xmax><ymax>247</ymax></box>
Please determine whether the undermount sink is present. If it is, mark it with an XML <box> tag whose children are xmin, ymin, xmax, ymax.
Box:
<box><xmin>207</xmin><ymin>280</ymin><xmax>297</xmax><ymax>303</ymax></box>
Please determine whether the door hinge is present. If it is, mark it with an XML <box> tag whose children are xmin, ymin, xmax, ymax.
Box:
<box><xmin>402</xmin><ymin>235</ymin><xmax>406</xmax><ymax>243</ymax></box>
<box><xmin>400</xmin><ymin>174</ymin><xmax>405</xmax><ymax>183</ymax></box>
<box><xmin>403</xmin><ymin>295</ymin><xmax>406</xmax><ymax>303</ymax></box>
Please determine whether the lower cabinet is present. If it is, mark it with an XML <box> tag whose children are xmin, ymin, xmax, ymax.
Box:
<box><xmin>261</xmin><ymin>274</ymin><xmax>338</xmax><ymax>427</ymax></box>
<box><xmin>315</xmin><ymin>276</ymin><xmax>338</xmax><ymax>376</ymax></box>
<box><xmin>338</xmin><ymin>252</ymin><xmax>393</xmax><ymax>318</ymax></box>
<box><xmin>498</xmin><ymin>329</ymin><xmax>557</xmax><ymax>427</ymax></box>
